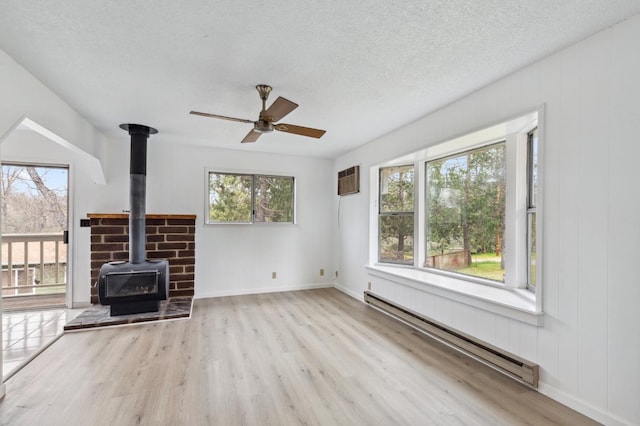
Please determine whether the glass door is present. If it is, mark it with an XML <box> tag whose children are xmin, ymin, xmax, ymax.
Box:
<box><xmin>1</xmin><ymin>163</ymin><xmax>68</xmax><ymax>310</ymax></box>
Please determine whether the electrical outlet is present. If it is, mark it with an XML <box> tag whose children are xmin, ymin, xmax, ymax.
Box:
<box><xmin>335</xmin><ymin>270</ymin><xmax>339</xmax><ymax>278</ymax></box>
<box><xmin>320</xmin><ymin>269</ymin><xmax>325</xmax><ymax>276</ymax></box>
<box><xmin>367</xmin><ymin>281</ymin><xmax>371</xmax><ymax>290</ymax></box>
<box><xmin>272</xmin><ymin>272</ymin><xmax>277</xmax><ymax>279</ymax></box>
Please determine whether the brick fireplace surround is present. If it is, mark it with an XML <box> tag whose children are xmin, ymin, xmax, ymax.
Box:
<box><xmin>88</xmin><ymin>214</ymin><xmax>195</xmax><ymax>304</ymax></box>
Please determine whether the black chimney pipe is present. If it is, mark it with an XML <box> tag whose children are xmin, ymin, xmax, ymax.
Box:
<box><xmin>97</xmin><ymin>123</ymin><xmax>168</xmax><ymax>316</ymax></box>
<box><xmin>119</xmin><ymin>123</ymin><xmax>158</xmax><ymax>264</ymax></box>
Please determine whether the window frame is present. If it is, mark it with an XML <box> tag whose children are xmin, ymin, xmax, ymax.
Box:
<box><xmin>378</xmin><ymin>165</ymin><xmax>415</xmax><ymax>265</ymax></box>
<box><xmin>423</xmin><ymin>140</ymin><xmax>507</xmax><ymax>284</ymax></box>
<box><xmin>526</xmin><ymin>128</ymin><xmax>538</xmax><ymax>290</ymax></box>
<box><xmin>206</xmin><ymin>170</ymin><xmax>296</xmax><ymax>225</ymax></box>
<box><xmin>371</xmin><ymin>110</ymin><xmax>541</xmax><ymax>294</ymax></box>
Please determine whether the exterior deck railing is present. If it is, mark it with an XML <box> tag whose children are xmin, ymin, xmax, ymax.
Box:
<box><xmin>1</xmin><ymin>233</ymin><xmax>67</xmax><ymax>297</ymax></box>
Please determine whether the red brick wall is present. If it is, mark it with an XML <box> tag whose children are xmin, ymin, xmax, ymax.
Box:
<box><xmin>88</xmin><ymin>214</ymin><xmax>195</xmax><ymax>304</ymax></box>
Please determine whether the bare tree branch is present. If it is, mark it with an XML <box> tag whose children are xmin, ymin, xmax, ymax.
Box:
<box><xmin>25</xmin><ymin>167</ymin><xmax>66</xmax><ymax>229</ymax></box>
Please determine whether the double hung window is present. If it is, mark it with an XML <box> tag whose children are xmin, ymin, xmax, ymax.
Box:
<box><xmin>378</xmin><ymin>165</ymin><xmax>414</xmax><ymax>264</ymax></box>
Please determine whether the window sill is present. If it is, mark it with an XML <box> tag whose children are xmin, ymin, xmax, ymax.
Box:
<box><xmin>365</xmin><ymin>265</ymin><xmax>543</xmax><ymax>326</ymax></box>
<box><xmin>204</xmin><ymin>222</ymin><xmax>297</xmax><ymax>226</ymax></box>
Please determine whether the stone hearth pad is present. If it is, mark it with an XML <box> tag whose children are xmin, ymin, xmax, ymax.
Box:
<box><xmin>64</xmin><ymin>297</ymin><xmax>192</xmax><ymax>330</ymax></box>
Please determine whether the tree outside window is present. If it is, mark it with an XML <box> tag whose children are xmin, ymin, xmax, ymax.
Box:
<box><xmin>208</xmin><ymin>172</ymin><xmax>294</xmax><ymax>224</ymax></box>
<box><xmin>378</xmin><ymin>165</ymin><xmax>414</xmax><ymax>264</ymax></box>
<box><xmin>425</xmin><ymin>143</ymin><xmax>506</xmax><ymax>281</ymax></box>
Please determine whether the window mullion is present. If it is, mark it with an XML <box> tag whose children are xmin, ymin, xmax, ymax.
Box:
<box><xmin>251</xmin><ymin>175</ymin><xmax>256</xmax><ymax>223</ymax></box>
<box><xmin>416</xmin><ymin>161</ymin><xmax>426</xmax><ymax>269</ymax></box>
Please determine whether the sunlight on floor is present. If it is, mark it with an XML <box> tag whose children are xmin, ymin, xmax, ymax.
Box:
<box><xmin>2</xmin><ymin>308</ymin><xmax>82</xmax><ymax>379</ymax></box>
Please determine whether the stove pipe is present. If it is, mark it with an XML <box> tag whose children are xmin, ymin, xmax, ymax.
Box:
<box><xmin>120</xmin><ymin>123</ymin><xmax>158</xmax><ymax>264</ymax></box>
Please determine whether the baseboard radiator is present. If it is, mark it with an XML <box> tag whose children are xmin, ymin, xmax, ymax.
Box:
<box><xmin>364</xmin><ymin>291</ymin><xmax>539</xmax><ymax>388</ymax></box>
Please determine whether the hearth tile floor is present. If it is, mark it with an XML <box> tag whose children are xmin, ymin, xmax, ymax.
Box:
<box><xmin>63</xmin><ymin>297</ymin><xmax>192</xmax><ymax>331</ymax></box>
<box><xmin>3</xmin><ymin>308</ymin><xmax>82</xmax><ymax>379</ymax></box>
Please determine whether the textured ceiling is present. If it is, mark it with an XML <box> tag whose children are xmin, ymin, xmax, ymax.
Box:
<box><xmin>1</xmin><ymin>1</ymin><xmax>639</xmax><ymax>158</ymax></box>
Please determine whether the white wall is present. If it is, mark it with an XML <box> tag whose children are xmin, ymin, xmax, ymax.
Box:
<box><xmin>141</xmin><ymin>141</ymin><xmax>334</xmax><ymax>297</ymax></box>
<box><xmin>333</xmin><ymin>14</ymin><xmax>640</xmax><ymax>426</ymax></box>
<box><xmin>0</xmin><ymin>49</ymin><xmax>107</xmax><ymax>177</ymax></box>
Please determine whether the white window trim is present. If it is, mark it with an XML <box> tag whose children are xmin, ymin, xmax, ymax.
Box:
<box><xmin>368</xmin><ymin>107</ymin><xmax>544</xmax><ymax>322</ymax></box>
<box><xmin>366</xmin><ymin>264</ymin><xmax>543</xmax><ymax>326</ymax></box>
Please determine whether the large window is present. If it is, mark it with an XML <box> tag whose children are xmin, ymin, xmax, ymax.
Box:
<box><xmin>425</xmin><ymin>143</ymin><xmax>506</xmax><ymax>281</ymax></box>
<box><xmin>374</xmin><ymin>112</ymin><xmax>540</xmax><ymax>293</ymax></box>
<box><xmin>378</xmin><ymin>165</ymin><xmax>414</xmax><ymax>264</ymax></box>
<box><xmin>207</xmin><ymin>172</ymin><xmax>294</xmax><ymax>224</ymax></box>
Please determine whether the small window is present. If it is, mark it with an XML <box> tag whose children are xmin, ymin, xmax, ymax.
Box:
<box><xmin>208</xmin><ymin>172</ymin><xmax>295</xmax><ymax>224</ymax></box>
<box><xmin>378</xmin><ymin>165</ymin><xmax>414</xmax><ymax>264</ymax></box>
<box><xmin>425</xmin><ymin>143</ymin><xmax>506</xmax><ymax>282</ymax></box>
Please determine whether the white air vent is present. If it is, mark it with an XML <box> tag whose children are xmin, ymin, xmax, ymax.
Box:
<box><xmin>338</xmin><ymin>166</ymin><xmax>359</xmax><ymax>196</ymax></box>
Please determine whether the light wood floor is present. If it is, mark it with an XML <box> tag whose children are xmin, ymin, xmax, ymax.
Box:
<box><xmin>0</xmin><ymin>288</ymin><xmax>595</xmax><ymax>425</ymax></box>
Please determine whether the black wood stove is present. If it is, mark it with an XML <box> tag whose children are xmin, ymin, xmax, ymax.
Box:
<box><xmin>97</xmin><ymin>124</ymin><xmax>169</xmax><ymax>316</ymax></box>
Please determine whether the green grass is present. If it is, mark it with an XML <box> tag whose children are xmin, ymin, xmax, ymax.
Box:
<box><xmin>471</xmin><ymin>252</ymin><xmax>502</xmax><ymax>262</ymax></box>
<box><xmin>35</xmin><ymin>285</ymin><xmax>65</xmax><ymax>295</ymax></box>
<box><xmin>458</xmin><ymin>254</ymin><xmax>504</xmax><ymax>281</ymax></box>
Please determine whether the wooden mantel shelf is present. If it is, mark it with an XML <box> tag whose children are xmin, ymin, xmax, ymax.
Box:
<box><xmin>87</xmin><ymin>213</ymin><xmax>196</xmax><ymax>220</ymax></box>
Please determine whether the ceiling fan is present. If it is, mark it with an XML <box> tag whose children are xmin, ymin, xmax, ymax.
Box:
<box><xmin>190</xmin><ymin>85</ymin><xmax>326</xmax><ymax>143</ymax></box>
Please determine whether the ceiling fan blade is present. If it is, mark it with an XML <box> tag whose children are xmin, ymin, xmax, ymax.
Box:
<box><xmin>275</xmin><ymin>123</ymin><xmax>326</xmax><ymax>139</ymax></box>
<box><xmin>190</xmin><ymin>111</ymin><xmax>254</xmax><ymax>124</ymax></box>
<box><xmin>241</xmin><ymin>129</ymin><xmax>261</xmax><ymax>143</ymax></box>
<box><xmin>264</xmin><ymin>97</ymin><xmax>298</xmax><ymax>122</ymax></box>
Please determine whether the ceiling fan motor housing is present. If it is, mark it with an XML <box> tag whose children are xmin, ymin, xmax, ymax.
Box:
<box><xmin>254</xmin><ymin>119</ymin><xmax>274</xmax><ymax>133</ymax></box>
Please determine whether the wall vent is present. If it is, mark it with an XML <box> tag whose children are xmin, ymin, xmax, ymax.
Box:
<box><xmin>338</xmin><ymin>165</ymin><xmax>360</xmax><ymax>196</ymax></box>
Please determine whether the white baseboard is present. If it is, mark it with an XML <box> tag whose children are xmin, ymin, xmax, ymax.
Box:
<box><xmin>195</xmin><ymin>282</ymin><xmax>333</xmax><ymax>299</ymax></box>
<box><xmin>333</xmin><ymin>282</ymin><xmax>363</xmax><ymax>301</ymax></box>
<box><xmin>538</xmin><ymin>382</ymin><xmax>633</xmax><ymax>426</ymax></box>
